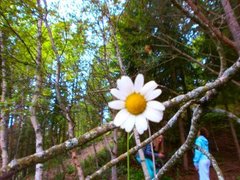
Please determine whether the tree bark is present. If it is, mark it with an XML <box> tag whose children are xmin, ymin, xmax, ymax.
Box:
<box><xmin>66</xmin><ymin>111</ymin><xmax>85</xmax><ymax>180</ymax></box>
<box><xmin>221</xmin><ymin>0</ymin><xmax>240</xmax><ymax>54</ymax></box>
<box><xmin>171</xmin><ymin>0</ymin><xmax>238</xmax><ymax>52</ymax></box>
<box><xmin>194</xmin><ymin>145</ymin><xmax>224</xmax><ymax>180</ymax></box>
<box><xmin>172</xmin><ymin>68</ymin><xmax>188</xmax><ymax>170</ymax></box>
<box><xmin>228</xmin><ymin>119</ymin><xmax>240</xmax><ymax>161</ymax></box>
<box><xmin>1</xmin><ymin>123</ymin><xmax>116</xmax><ymax>179</ymax></box>
<box><xmin>103</xmin><ymin>133</ymin><xmax>117</xmax><ymax>180</ymax></box>
<box><xmin>178</xmin><ymin>118</ymin><xmax>188</xmax><ymax>170</ymax></box>
<box><xmin>133</xmin><ymin>129</ymin><xmax>150</xmax><ymax>180</ymax></box>
<box><xmin>92</xmin><ymin>142</ymin><xmax>99</xmax><ymax>169</ymax></box>
<box><xmin>29</xmin><ymin>2</ymin><xmax>44</xmax><ymax>178</ymax></box>
<box><xmin>1</xmin><ymin>55</ymin><xmax>240</xmax><ymax>178</ymax></box>
<box><xmin>157</xmin><ymin>105</ymin><xmax>203</xmax><ymax>178</ymax></box>
<box><xmin>0</xmin><ymin>30</ymin><xmax>9</xmax><ymax>171</ymax></box>
<box><xmin>111</xmin><ymin>130</ymin><xmax>118</xmax><ymax>180</ymax></box>
<box><xmin>42</xmin><ymin>1</ymin><xmax>85</xmax><ymax>178</ymax></box>
<box><xmin>225</xmin><ymin>105</ymin><xmax>240</xmax><ymax>161</ymax></box>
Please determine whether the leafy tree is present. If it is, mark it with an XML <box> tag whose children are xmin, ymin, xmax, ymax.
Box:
<box><xmin>0</xmin><ymin>0</ymin><xmax>240</xmax><ymax>179</ymax></box>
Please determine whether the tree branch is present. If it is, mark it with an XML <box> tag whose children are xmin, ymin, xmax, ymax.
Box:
<box><xmin>153</xmin><ymin>34</ymin><xmax>240</xmax><ymax>87</ymax></box>
<box><xmin>211</xmin><ymin>108</ymin><xmax>240</xmax><ymax>124</ymax></box>
<box><xmin>194</xmin><ymin>145</ymin><xmax>224</xmax><ymax>180</ymax></box>
<box><xmin>0</xmin><ymin>123</ymin><xmax>116</xmax><ymax>179</ymax></box>
<box><xmin>156</xmin><ymin>105</ymin><xmax>203</xmax><ymax>178</ymax></box>
<box><xmin>1</xmin><ymin>55</ymin><xmax>240</xmax><ymax>178</ymax></box>
<box><xmin>163</xmin><ymin>57</ymin><xmax>240</xmax><ymax>108</ymax></box>
<box><xmin>221</xmin><ymin>0</ymin><xmax>240</xmax><ymax>54</ymax></box>
<box><xmin>104</xmin><ymin>1</ymin><xmax>126</xmax><ymax>75</ymax></box>
<box><xmin>171</xmin><ymin>0</ymin><xmax>237</xmax><ymax>51</ymax></box>
<box><xmin>0</xmin><ymin>12</ymin><xmax>36</xmax><ymax>62</ymax></box>
<box><xmin>86</xmin><ymin>100</ymin><xmax>195</xmax><ymax>179</ymax></box>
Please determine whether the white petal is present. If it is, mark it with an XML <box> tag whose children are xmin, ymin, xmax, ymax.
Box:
<box><xmin>113</xmin><ymin>109</ymin><xmax>130</xmax><ymax>126</ymax></box>
<box><xmin>116</xmin><ymin>79</ymin><xmax>122</xmax><ymax>89</ymax></box>
<box><xmin>110</xmin><ymin>88</ymin><xmax>128</xmax><ymax>100</ymax></box>
<box><xmin>122</xmin><ymin>115</ymin><xmax>136</xmax><ymax>132</ymax></box>
<box><xmin>135</xmin><ymin>114</ymin><xmax>148</xmax><ymax>134</ymax></box>
<box><xmin>108</xmin><ymin>100</ymin><xmax>125</xmax><ymax>110</ymax></box>
<box><xmin>144</xmin><ymin>107</ymin><xmax>163</xmax><ymax>123</ymax></box>
<box><xmin>147</xmin><ymin>101</ymin><xmax>165</xmax><ymax>111</ymax></box>
<box><xmin>120</xmin><ymin>120</ymin><xmax>126</xmax><ymax>128</ymax></box>
<box><xmin>116</xmin><ymin>78</ymin><xmax>125</xmax><ymax>92</ymax></box>
<box><xmin>120</xmin><ymin>114</ymin><xmax>131</xmax><ymax>128</ymax></box>
<box><xmin>117</xmin><ymin>76</ymin><xmax>134</xmax><ymax>95</ymax></box>
<box><xmin>145</xmin><ymin>89</ymin><xmax>162</xmax><ymax>101</ymax></box>
<box><xmin>140</xmin><ymin>81</ymin><xmax>158</xmax><ymax>95</ymax></box>
<box><xmin>134</xmin><ymin>74</ymin><xmax>144</xmax><ymax>92</ymax></box>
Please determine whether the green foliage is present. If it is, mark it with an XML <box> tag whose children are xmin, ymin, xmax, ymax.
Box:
<box><xmin>0</xmin><ymin>0</ymin><xmax>90</xmax><ymax>163</ymax></box>
<box><xmin>81</xmin><ymin>149</ymin><xmax>111</xmax><ymax>179</ymax></box>
<box><xmin>43</xmin><ymin>155</ymin><xmax>67</xmax><ymax>170</ymax></box>
<box><xmin>66</xmin><ymin>164</ymin><xmax>76</xmax><ymax>174</ymax></box>
<box><xmin>117</xmin><ymin>165</ymin><xmax>144</xmax><ymax>180</ymax></box>
<box><xmin>1</xmin><ymin>0</ymin><xmax>240</xmax><ymax>178</ymax></box>
<box><xmin>129</xmin><ymin>168</ymin><xmax>144</xmax><ymax>179</ymax></box>
<box><xmin>54</xmin><ymin>173</ymin><xmax>65</xmax><ymax>180</ymax></box>
<box><xmin>201</xmin><ymin>112</ymin><xmax>228</xmax><ymax>129</ymax></box>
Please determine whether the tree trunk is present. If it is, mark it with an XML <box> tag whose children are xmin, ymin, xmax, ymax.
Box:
<box><xmin>0</xmin><ymin>30</ymin><xmax>9</xmax><ymax>171</ymax></box>
<box><xmin>92</xmin><ymin>142</ymin><xmax>99</xmax><ymax>169</ymax></box>
<box><xmin>133</xmin><ymin>129</ymin><xmax>150</xmax><ymax>180</ymax></box>
<box><xmin>42</xmin><ymin>0</ymin><xmax>85</xmax><ymax>178</ymax></box>
<box><xmin>225</xmin><ymin>105</ymin><xmax>240</xmax><ymax>161</ymax></box>
<box><xmin>111</xmin><ymin>130</ymin><xmax>118</xmax><ymax>180</ymax></box>
<box><xmin>66</xmin><ymin>113</ymin><xmax>85</xmax><ymax>180</ymax></box>
<box><xmin>228</xmin><ymin>119</ymin><xmax>240</xmax><ymax>161</ymax></box>
<box><xmin>221</xmin><ymin>0</ymin><xmax>240</xmax><ymax>54</ymax></box>
<box><xmin>173</xmin><ymin>68</ymin><xmax>188</xmax><ymax>170</ymax></box>
<box><xmin>103</xmin><ymin>134</ymin><xmax>116</xmax><ymax>180</ymax></box>
<box><xmin>14</xmin><ymin>113</ymin><xmax>23</xmax><ymax>158</ymax></box>
<box><xmin>29</xmin><ymin>2</ymin><xmax>44</xmax><ymax>178</ymax></box>
<box><xmin>178</xmin><ymin>118</ymin><xmax>188</xmax><ymax>170</ymax></box>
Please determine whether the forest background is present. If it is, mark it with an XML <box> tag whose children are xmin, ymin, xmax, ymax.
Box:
<box><xmin>0</xmin><ymin>0</ymin><xmax>240</xmax><ymax>179</ymax></box>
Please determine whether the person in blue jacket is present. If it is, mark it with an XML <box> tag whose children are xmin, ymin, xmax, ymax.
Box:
<box><xmin>193</xmin><ymin>127</ymin><xmax>210</xmax><ymax>180</ymax></box>
<box><xmin>136</xmin><ymin>135</ymin><xmax>165</xmax><ymax>179</ymax></box>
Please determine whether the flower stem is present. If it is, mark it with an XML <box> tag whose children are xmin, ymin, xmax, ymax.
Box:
<box><xmin>127</xmin><ymin>132</ymin><xmax>130</xmax><ymax>180</ymax></box>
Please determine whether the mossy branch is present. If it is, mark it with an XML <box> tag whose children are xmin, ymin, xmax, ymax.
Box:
<box><xmin>1</xmin><ymin>57</ymin><xmax>239</xmax><ymax>179</ymax></box>
<box><xmin>194</xmin><ymin>145</ymin><xmax>224</xmax><ymax>180</ymax></box>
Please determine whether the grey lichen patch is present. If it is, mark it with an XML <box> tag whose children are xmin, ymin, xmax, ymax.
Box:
<box><xmin>84</xmin><ymin>133</ymin><xmax>91</xmax><ymax>139</ymax></box>
<box><xmin>65</xmin><ymin>138</ymin><xmax>78</xmax><ymax>149</ymax></box>
<box><xmin>96</xmin><ymin>169</ymin><xmax>102</xmax><ymax>175</ymax></box>
<box><xmin>9</xmin><ymin>159</ymin><xmax>18</xmax><ymax>168</ymax></box>
<box><xmin>111</xmin><ymin>158</ymin><xmax>118</xmax><ymax>164</ymax></box>
<box><xmin>167</xmin><ymin>117</ymin><xmax>176</xmax><ymax>127</ymax></box>
<box><xmin>97</xmin><ymin>126</ymin><xmax>103</xmax><ymax>131</ymax></box>
<box><xmin>36</xmin><ymin>151</ymin><xmax>44</xmax><ymax>158</ymax></box>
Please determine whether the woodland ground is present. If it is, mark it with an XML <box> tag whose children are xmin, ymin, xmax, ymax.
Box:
<box><xmin>25</xmin><ymin>129</ymin><xmax>240</xmax><ymax>180</ymax></box>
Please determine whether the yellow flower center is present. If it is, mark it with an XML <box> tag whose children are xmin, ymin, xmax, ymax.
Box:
<box><xmin>125</xmin><ymin>93</ymin><xmax>147</xmax><ymax>115</ymax></box>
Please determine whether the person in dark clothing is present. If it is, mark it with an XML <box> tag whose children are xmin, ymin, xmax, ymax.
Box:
<box><xmin>136</xmin><ymin>135</ymin><xmax>165</xmax><ymax>179</ymax></box>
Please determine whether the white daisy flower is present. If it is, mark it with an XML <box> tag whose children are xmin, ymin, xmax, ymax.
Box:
<box><xmin>108</xmin><ymin>74</ymin><xmax>165</xmax><ymax>134</ymax></box>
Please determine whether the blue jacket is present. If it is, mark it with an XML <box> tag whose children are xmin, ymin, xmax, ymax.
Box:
<box><xmin>135</xmin><ymin>144</ymin><xmax>164</xmax><ymax>170</ymax></box>
<box><xmin>144</xmin><ymin>144</ymin><xmax>160</xmax><ymax>159</ymax></box>
<box><xmin>193</xmin><ymin>135</ymin><xmax>209</xmax><ymax>167</ymax></box>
